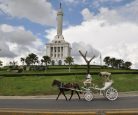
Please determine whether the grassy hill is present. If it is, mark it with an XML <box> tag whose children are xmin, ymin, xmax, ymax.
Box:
<box><xmin>0</xmin><ymin>65</ymin><xmax>138</xmax><ymax>95</ymax></box>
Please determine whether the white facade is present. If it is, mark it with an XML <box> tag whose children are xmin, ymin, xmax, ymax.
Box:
<box><xmin>46</xmin><ymin>4</ymin><xmax>71</xmax><ymax>65</ymax></box>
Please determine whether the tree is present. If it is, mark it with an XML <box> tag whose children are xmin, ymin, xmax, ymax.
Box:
<box><xmin>64</xmin><ymin>56</ymin><xmax>74</xmax><ymax>72</ymax></box>
<box><xmin>42</xmin><ymin>56</ymin><xmax>51</xmax><ymax>70</ymax></box>
<box><xmin>115</xmin><ymin>59</ymin><xmax>124</xmax><ymax>69</ymax></box>
<box><xmin>79</xmin><ymin>50</ymin><xmax>95</xmax><ymax>74</ymax></box>
<box><xmin>41</xmin><ymin>59</ymin><xmax>44</xmax><ymax>65</ymax></box>
<box><xmin>0</xmin><ymin>60</ymin><xmax>3</xmax><ymax>67</ymax></box>
<box><xmin>9</xmin><ymin>61</ymin><xmax>18</xmax><ymax>69</ymax></box>
<box><xmin>25</xmin><ymin>56</ymin><xmax>31</xmax><ymax>66</ymax></box>
<box><xmin>103</xmin><ymin>56</ymin><xmax>110</xmax><ymax>66</ymax></box>
<box><xmin>9</xmin><ymin>61</ymin><xmax>17</xmax><ymax>66</ymax></box>
<box><xmin>110</xmin><ymin>58</ymin><xmax>116</xmax><ymax>68</ymax></box>
<box><xmin>123</xmin><ymin>61</ymin><xmax>132</xmax><ymax>69</ymax></box>
<box><xmin>20</xmin><ymin>57</ymin><xmax>25</xmax><ymax>66</ymax></box>
<box><xmin>103</xmin><ymin>56</ymin><xmax>133</xmax><ymax>69</ymax></box>
<box><xmin>25</xmin><ymin>53</ymin><xmax>38</xmax><ymax>66</ymax></box>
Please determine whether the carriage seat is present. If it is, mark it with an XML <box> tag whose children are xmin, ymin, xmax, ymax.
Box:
<box><xmin>94</xmin><ymin>80</ymin><xmax>113</xmax><ymax>91</ymax></box>
<box><xmin>100</xmin><ymin>80</ymin><xmax>113</xmax><ymax>90</ymax></box>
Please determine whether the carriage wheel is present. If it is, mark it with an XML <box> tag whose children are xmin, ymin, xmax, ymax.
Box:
<box><xmin>84</xmin><ymin>92</ymin><xmax>93</xmax><ymax>101</ymax></box>
<box><xmin>105</xmin><ymin>87</ymin><xmax>118</xmax><ymax>101</ymax></box>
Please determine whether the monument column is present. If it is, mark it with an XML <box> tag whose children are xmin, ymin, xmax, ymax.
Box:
<box><xmin>57</xmin><ymin>3</ymin><xmax>63</xmax><ymax>36</ymax></box>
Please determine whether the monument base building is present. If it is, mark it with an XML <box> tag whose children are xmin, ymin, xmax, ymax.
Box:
<box><xmin>46</xmin><ymin>4</ymin><xmax>71</xmax><ymax>65</ymax></box>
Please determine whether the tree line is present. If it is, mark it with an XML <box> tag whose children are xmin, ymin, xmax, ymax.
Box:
<box><xmin>3</xmin><ymin>53</ymin><xmax>73</xmax><ymax>72</ymax></box>
<box><xmin>103</xmin><ymin>56</ymin><xmax>132</xmax><ymax>69</ymax></box>
<box><xmin>0</xmin><ymin>53</ymin><xmax>132</xmax><ymax>71</ymax></box>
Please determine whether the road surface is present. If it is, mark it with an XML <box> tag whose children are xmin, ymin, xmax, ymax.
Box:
<box><xmin>0</xmin><ymin>96</ymin><xmax>138</xmax><ymax>111</ymax></box>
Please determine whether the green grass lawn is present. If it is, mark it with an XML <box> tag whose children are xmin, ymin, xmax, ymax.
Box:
<box><xmin>0</xmin><ymin>74</ymin><xmax>138</xmax><ymax>96</ymax></box>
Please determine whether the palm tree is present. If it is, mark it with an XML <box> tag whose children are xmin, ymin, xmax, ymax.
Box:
<box><xmin>9</xmin><ymin>61</ymin><xmax>17</xmax><ymax>66</ymax></box>
<box><xmin>9</xmin><ymin>61</ymin><xmax>18</xmax><ymax>69</ymax></box>
<box><xmin>42</xmin><ymin>56</ymin><xmax>51</xmax><ymax>70</ymax></box>
<box><xmin>41</xmin><ymin>59</ymin><xmax>44</xmax><ymax>65</ymax></box>
<box><xmin>64</xmin><ymin>56</ymin><xmax>74</xmax><ymax>72</ymax></box>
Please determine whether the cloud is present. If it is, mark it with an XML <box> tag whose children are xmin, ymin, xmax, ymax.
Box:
<box><xmin>46</xmin><ymin>18</ymin><xmax>138</xmax><ymax>68</ymax></box>
<box><xmin>81</xmin><ymin>8</ymin><xmax>94</xmax><ymax>21</ymax></box>
<box><xmin>61</xmin><ymin>0</ymin><xmax>87</xmax><ymax>5</ymax></box>
<box><xmin>0</xmin><ymin>0</ymin><xmax>56</xmax><ymax>26</ymax></box>
<box><xmin>45</xmin><ymin>0</ymin><xmax>138</xmax><ymax>68</ymax></box>
<box><xmin>71</xmin><ymin>42</ymin><xmax>100</xmax><ymax>64</ymax></box>
<box><xmin>82</xmin><ymin>0</ymin><xmax>138</xmax><ymax>24</ymax></box>
<box><xmin>0</xmin><ymin>24</ymin><xmax>44</xmax><ymax>62</ymax></box>
<box><xmin>71</xmin><ymin>42</ymin><xmax>100</xmax><ymax>57</ymax></box>
<box><xmin>92</xmin><ymin>0</ymin><xmax>124</xmax><ymax>8</ymax></box>
<box><xmin>0</xmin><ymin>42</ymin><xmax>17</xmax><ymax>58</ymax></box>
<box><xmin>62</xmin><ymin>0</ymin><xmax>86</xmax><ymax>3</ymax></box>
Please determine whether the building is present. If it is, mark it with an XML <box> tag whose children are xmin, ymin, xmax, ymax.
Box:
<box><xmin>46</xmin><ymin>3</ymin><xmax>71</xmax><ymax>65</ymax></box>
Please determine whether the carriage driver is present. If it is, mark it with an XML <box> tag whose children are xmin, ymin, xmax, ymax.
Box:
<box><xmin>83</xmin><ymin>74</ymin><xmax>92</xmax><ymax>87</ymax></box>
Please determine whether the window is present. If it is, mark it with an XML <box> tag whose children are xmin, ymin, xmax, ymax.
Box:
<box><xmin>51</xmin><ymin>47</ymin><xmax>53</xmax><ymax>52</ymax></box>
<box><xmin>61</xmin><ymin>47</ymin><xmax>63</xmax><ymax>52</ymax></box>
<box><xmin>58</xmin><ymin>47</ymin><xmax>60</xmax><ymax>52</ymax></box>
<box><xmin>54</xmin><ymin>47</ymin><xmax>56</xmax><ymax>52</ymax></box>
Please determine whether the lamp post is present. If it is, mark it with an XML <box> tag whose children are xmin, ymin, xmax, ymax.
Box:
<box><xmin>100</xmin><ymin>53</ymin><xmax>102</xmax><ymax>66</ymax></box>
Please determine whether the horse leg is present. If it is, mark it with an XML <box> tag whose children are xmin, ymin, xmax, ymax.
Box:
<box><xmin>69</xmin><ymin>90</ymin><xmax>74</xmax><ymax>101</ymax></box>
<box><xmin>56</xmin><ymin>91</ymin><xmax>61</xmax><ymax>100</ymax></box>
<box><xmin>62</xmin><ymin>91</ymin><xmax>68</xmax><ymax>101</ymax></box>
<box><xmin>76</xmin><ymin>91</ymin><xmax>81</xmax><ymax>100</ymax></box>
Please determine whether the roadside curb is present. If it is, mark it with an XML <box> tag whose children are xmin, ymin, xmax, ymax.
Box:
<box><xmin>0</xmin><ymin>109</ymin><xmax>138</xmax><ymax>115</ymax></box>
<box><xmin>0</xmin><ymin>91</ymin><xmax>138</xmax><ymax>99</ymax></box>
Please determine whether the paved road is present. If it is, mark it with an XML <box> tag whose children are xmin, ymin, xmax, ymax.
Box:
<box><xmin>0</xmin><ymin>96</ymin><xmax>138</xmax><ymax>111</ymax></box>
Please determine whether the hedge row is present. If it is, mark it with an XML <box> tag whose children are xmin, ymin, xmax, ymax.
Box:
<box><xmin>0</xmin><ymin>72</ymin><xmax>138</xmax><ymax>77</ymax></box>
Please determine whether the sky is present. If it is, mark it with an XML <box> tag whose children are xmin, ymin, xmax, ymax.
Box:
<box><xmin>0</xmin><ymin>0</ymin><xmax>138</xmax><ymax>68</ymax></box>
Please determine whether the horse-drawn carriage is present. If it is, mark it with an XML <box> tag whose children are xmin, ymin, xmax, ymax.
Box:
<box><xmin>52</xmin><ymin>72</ymin><xmax>118</xmax><ymax>101</ymax></box>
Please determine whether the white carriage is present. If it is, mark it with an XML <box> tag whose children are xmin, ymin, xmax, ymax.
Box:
<box><xmin>82</xmin><ymin>72</ymin><xmax>118</xmax><ymax>101</ymax></box>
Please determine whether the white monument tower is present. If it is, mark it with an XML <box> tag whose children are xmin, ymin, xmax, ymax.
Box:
<box><xmin>46</xmin><ymin>3</ymin><xmax>71</xmax><ymax>65</ymax></box>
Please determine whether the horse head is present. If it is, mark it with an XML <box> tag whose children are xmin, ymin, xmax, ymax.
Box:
<box><xmin>52</xmin><ymin>80</ymin><xmax>61</xmax><ymax>87</ymax></box>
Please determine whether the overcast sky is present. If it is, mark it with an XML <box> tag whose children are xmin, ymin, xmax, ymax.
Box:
<box><xmin>0</xmin><ymin>0</ymin><xmax>138</xmax><ymax>68</ymax></box>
